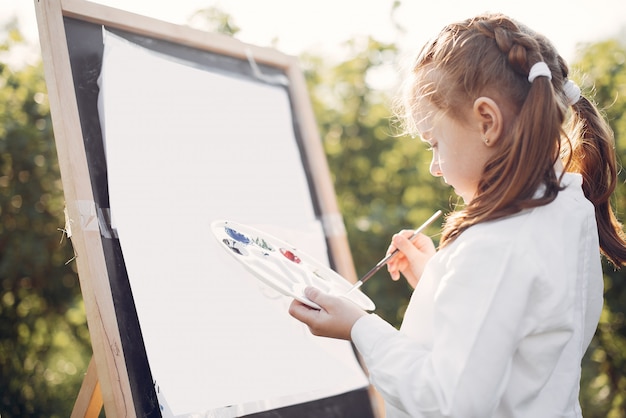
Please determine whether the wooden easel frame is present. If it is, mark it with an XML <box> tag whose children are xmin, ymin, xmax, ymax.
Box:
<box><xmin>35</xmin><ymin>0</ymin><xmax>363</xmax><ymax>416</ymax></box>
<box><xmin>70</xmin><ymin>357</ymin><xmax>102</xmax><ymax>418</ymax></box>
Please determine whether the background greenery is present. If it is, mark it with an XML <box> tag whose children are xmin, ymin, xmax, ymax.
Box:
<box><xmin>1</xmin><ymin>7</ymin><xmax>625</xmax><ymax>418</ymax></box>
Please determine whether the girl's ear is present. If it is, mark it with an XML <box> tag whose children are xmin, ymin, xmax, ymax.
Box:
<box><xmin>473</xmin><ymin>97</ymin><xmax>503</xmax><ymax>146</ymax></box>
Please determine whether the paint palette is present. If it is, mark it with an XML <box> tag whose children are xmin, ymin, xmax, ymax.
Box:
<box><xmin>211</xmin><ymin>220</ymin><xmax>375</xmax><ymax>311</ymax></box>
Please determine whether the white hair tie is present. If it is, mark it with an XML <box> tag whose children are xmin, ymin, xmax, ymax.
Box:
<box><xmin>563</xmin><ymin>79</ymin><xmax>581</xmax><ymax>106</ymax></box>
<box><xmin>528</xmin><ymin>61</ymin><xmax>552</xmax><ymax>83</ymax></box>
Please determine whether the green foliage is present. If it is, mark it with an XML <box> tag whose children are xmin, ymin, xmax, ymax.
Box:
<box><xmin>572</xmin><ymin>39</ymin><xmax>626</xmax><ymax>418</ymax></box>
<box><xmin>0</xmin><ymin>29</ymin><xmax>90</xmax><ymax>417</ymax></box>
<box><xmin>188</xmin><ymin>7</ymin><xmax>241</xmax><ymax>37</ymax></box>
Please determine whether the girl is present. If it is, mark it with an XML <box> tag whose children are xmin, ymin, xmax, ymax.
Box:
<box><xmin>289</xmin><ymin>13</ymin><xmax>626</xmax><ymax>418</ymax></box>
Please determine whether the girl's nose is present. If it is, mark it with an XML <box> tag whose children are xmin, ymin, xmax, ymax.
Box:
<box><xmin>430</xmin><ymin>157</ymin><xmax>443</xmax><ymax>177</ymax></box>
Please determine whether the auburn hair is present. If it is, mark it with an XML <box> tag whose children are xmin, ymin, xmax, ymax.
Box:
<box><xmin>397</xmin><ymin>13</ymin><xmax>626</xmax><ymax>267</ymax></box>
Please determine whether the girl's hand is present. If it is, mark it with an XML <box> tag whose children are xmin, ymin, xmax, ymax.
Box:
<box><xmin>386</xmin><ymin>231</ymin><xmax>436</xmax><ymax>289</ymax></box>
<box><xmin>288</xmin><ymin>287</ymin><xmax>367</xmax><ymax>340</ymax></box>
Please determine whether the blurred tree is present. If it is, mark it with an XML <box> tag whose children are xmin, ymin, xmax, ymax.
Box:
<box><xmin>187</xmin><ymin>6</ymin><xmax>241</xmax><ymax>37</ymax></box>
<box><xmin>0</xmin><ymin>24</ymin><xmax>90</xmax><ymax>417</ymax></box>
<box><xmin>572</xmin><ymin>39</ymin><xmax>626</xmax><ymax>418</ymax></box>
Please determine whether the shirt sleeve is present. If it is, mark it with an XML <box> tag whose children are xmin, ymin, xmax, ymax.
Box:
<box><xmin>351</xmin><ymin>231</ymin><xmax>567</xmax><ymax>417</ymax></box>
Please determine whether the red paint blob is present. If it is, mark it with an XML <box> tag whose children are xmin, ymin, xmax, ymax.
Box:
<box><xmin>280</xmin><ymin>248</ymin><xmax>301</xmax><ymax>264</ymax></box>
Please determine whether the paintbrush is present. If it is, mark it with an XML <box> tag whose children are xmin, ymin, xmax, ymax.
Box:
<box><xmin>346</xmin><ymin>210</ymin><xmax>443</xmax><ymax>295</ymax></box>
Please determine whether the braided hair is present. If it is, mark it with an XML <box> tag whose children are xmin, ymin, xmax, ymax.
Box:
<box><xmin>398</xmin><ymin>13</ymin><xmax>626</xmax><ymax>267</ymax></box>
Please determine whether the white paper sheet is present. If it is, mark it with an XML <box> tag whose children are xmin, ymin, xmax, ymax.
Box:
<box><xmin>98</xmin><ymin>30</ymin><xmax>368</xmax><ymax>416</ymax></box>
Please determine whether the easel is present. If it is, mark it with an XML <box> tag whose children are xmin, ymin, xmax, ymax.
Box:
<box><xmin>35</xmin><ymin>1</ymin><xmax>380</xmax><ymax>416</ymax></box>
<box><xmin>35</xmin><ymin>0</ymin><xmax>136</xmax><ymax>414</ymax></box>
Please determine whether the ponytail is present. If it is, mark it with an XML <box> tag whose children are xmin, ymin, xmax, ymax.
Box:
<box><xmin>401</xmin><ymin>13</ymin><xmax>626</xmax><ymax>265</ymax></box>
<box><xmin>567</xmin><ymin>96</ymin><xmax>626</xmax><ymax>267</ymax></box>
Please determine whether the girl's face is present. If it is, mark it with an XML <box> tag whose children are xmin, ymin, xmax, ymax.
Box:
<box><xmin>415</xmin><ymin>101</ymin><xmax>494</xmax><ymax>203</ymax></box>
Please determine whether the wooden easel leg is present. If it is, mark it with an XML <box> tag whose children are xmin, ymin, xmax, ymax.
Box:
<box><xmin>71</xmin><ymin>356</ymin><xmax>103</xmax><ymax>418</ymax></box>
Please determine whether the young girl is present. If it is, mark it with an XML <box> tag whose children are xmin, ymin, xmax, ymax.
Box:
<box><xmin>289</xmin><ymin>13</ymin><xmax>626</xmax><ymax>417</ymax></box>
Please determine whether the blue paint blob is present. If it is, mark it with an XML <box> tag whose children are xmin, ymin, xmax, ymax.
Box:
<box><xmin>225</xmin><ymin>226</ymin><xmax>250</xmax><ymax>244</ymax></box>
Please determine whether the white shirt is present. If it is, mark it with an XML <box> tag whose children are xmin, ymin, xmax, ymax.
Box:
<box><xmin>351</xmin><ymin>173</ymin><xmax>604</xmax><ymax>417</ymax></box>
